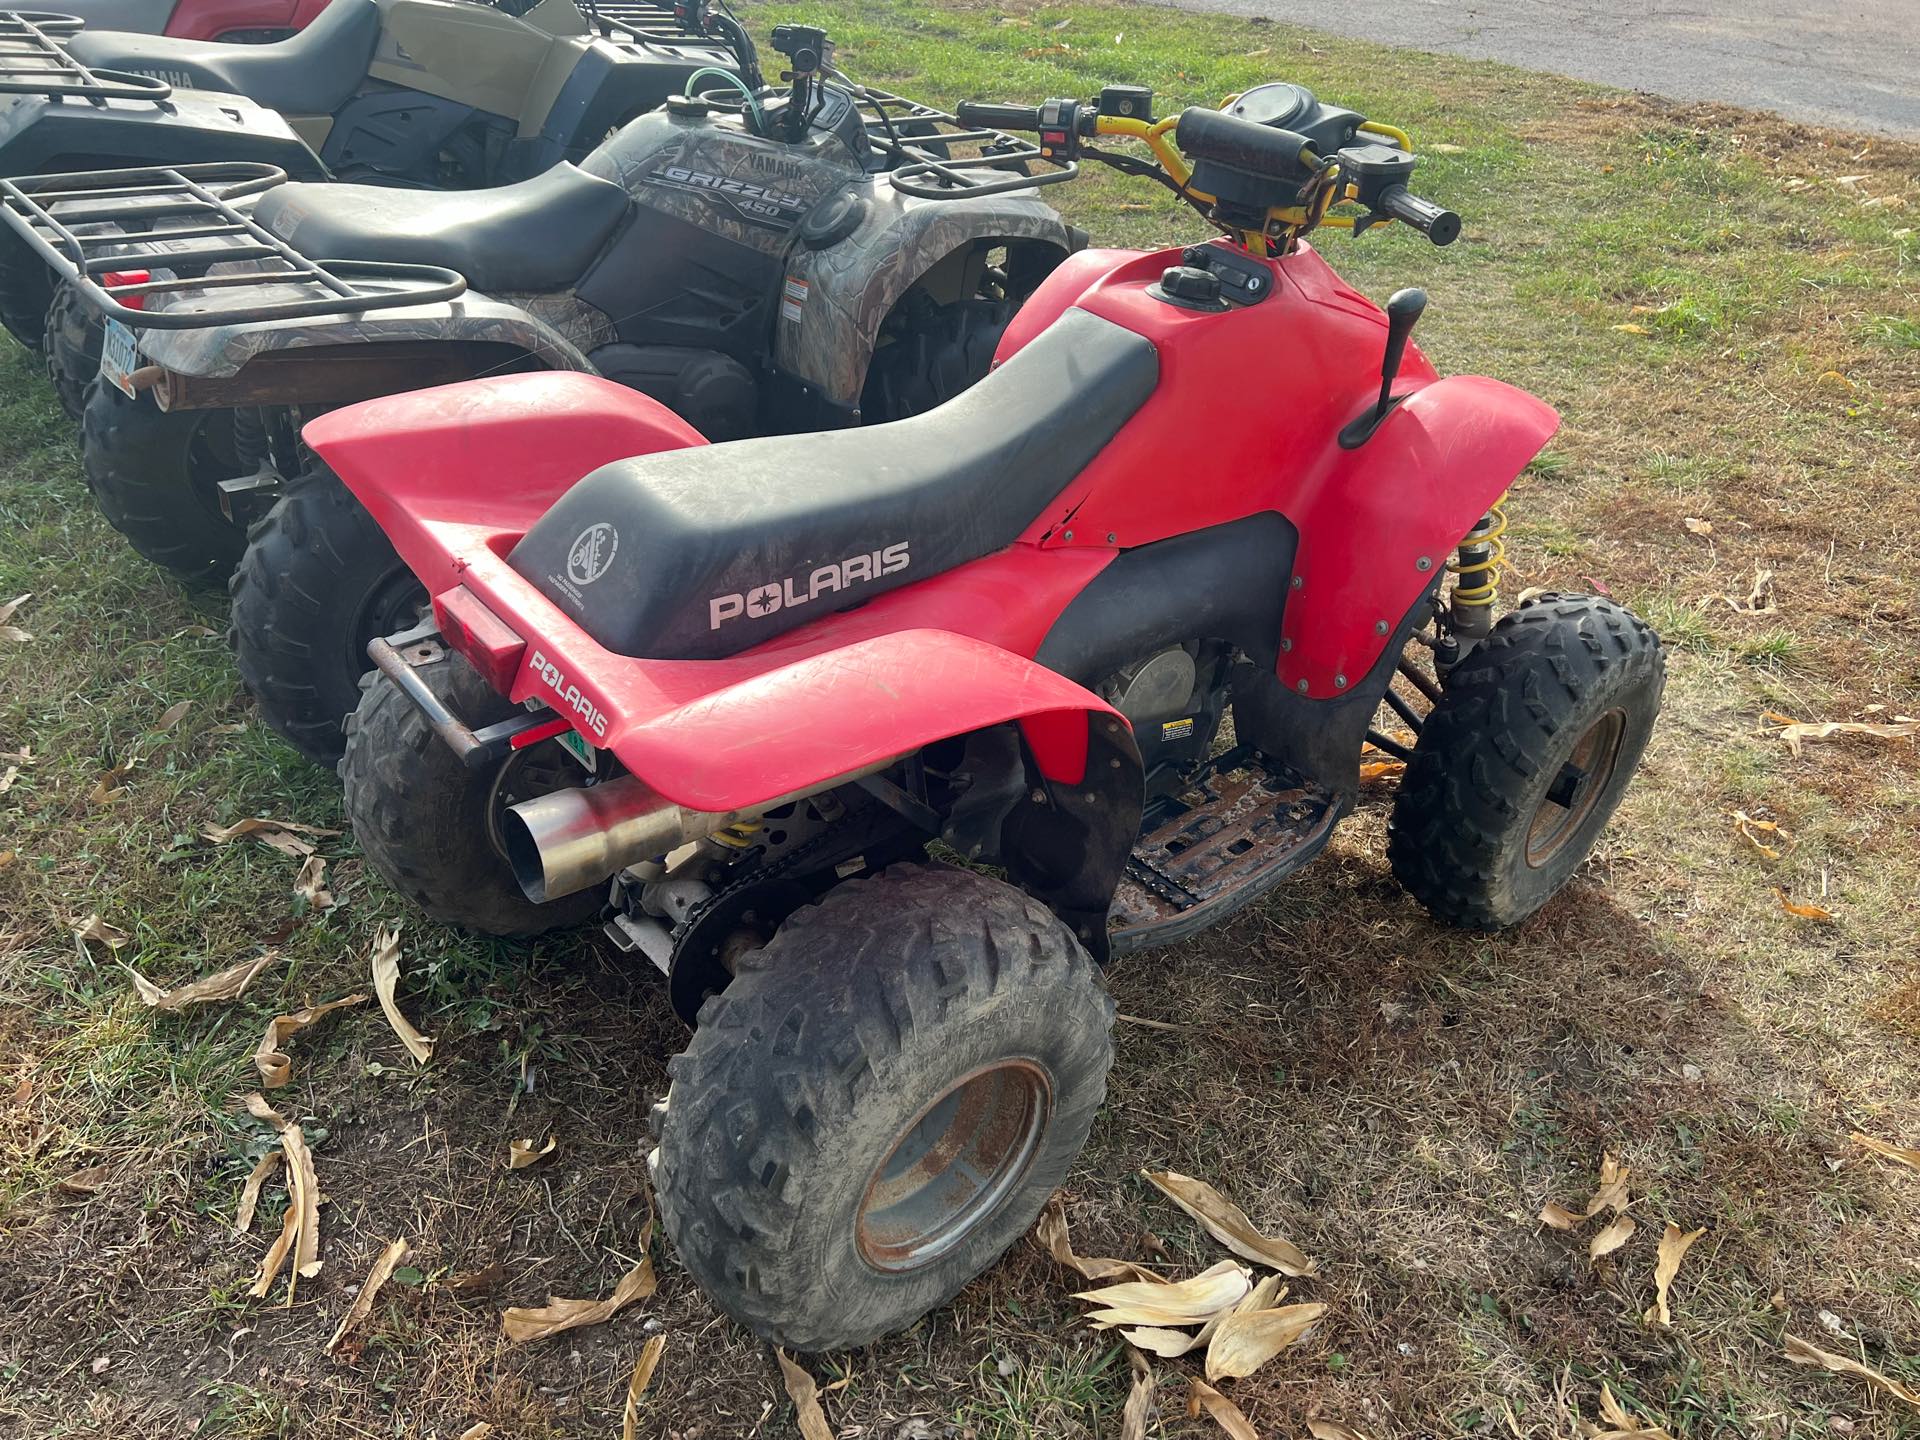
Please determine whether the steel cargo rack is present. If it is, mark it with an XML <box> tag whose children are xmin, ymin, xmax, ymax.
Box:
<box><xmin>0</xmin><ymin>161</ymin><xmax>467</xmax><ymax>328</ymax></box>
<box><xmin>0</xmin><ymin>11</ymin><xmax>175</xmax><ymax>103</ymax></box>
<box><xmin>857</xmin><ymin>90</ymin><xmax>1062</xmax><ymax>201</ymax></box>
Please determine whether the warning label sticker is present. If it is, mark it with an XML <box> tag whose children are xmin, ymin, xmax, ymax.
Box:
<box><xmin>780</xmin><ymin>276</ymin><xmax>809</xmax><ymax>324</ymax></box>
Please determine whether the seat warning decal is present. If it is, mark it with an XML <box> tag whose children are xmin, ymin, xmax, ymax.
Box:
<box><xmin>780</xmin><ymin>276</ymin><xmax>808</xmax><ymax>324</ymax></box>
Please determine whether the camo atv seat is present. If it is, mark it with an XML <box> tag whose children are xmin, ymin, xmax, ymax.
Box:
<box><xmin>509</xmin><ymin>308</ymin><xmax>1160</xmax><ymax>662</ymax></box>
<box><xmin>66</xmin><ymin>0</ymin><xmax>383</xmax><ymax>114</ymax></box>
<box><xmin>252</xmin><ymin>163</ymin><xmax>629</xmax><ymax>291</ymax></box>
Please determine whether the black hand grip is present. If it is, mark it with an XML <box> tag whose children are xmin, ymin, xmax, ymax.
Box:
<box><xmin>1381</xmin><ymin>186</ymin><xmax>1461</xmax><ymax>246</ymax></box>
<box><xmin>956</xmin><ymin>101</ymin><xmax>1045</xmax><ymax>132</ymax></box>
<box><xmin>1173</xmin><ymin>106</ymin><xmax>1312</xmax><ymax>175</ymax></box>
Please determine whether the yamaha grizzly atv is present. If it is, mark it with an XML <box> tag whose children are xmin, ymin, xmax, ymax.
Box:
<box><xmin>0</xmin><ymin>0</ymin><xmax>736</xmax><ymax>347</ymax></box>
<box><xmin>8</xmin><ymin>9</ymin><xmax>1080</xmax><ymax>763</ymax></box>
<box><xmin>305</xmin><ymin>82</ymin><xmax>1666</xmax><ymax>1349</ymax></box>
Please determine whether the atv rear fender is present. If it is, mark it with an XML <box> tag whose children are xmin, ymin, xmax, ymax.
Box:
<box><xmin>0</xmin><ymin>88</ymin><xmax>327</xmax><ymax>180</ymax></box>
<box><xmin>773</xmin><ymin>186</ymin><xmax>1078</xmax><ymax>411</ymax></box>
<box><xmin>135</xmin><ymin>289</ymin><xmax>607</xmax><ymax>407</ymax></box>
<box><xmin>302</xmin><ymin>371</ymin><xmax>707</xmax><ymax>591</ymax></box>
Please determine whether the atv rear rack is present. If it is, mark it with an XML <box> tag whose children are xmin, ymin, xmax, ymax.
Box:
<box><xmin>0</xmin><ymin>11</ymin><xmax>174</xmax><ymax>102</ymax></box>
<box><xmin>0</xmin><ymin>162</ymin><xmax>467</xmax><ymax>328</ymax></box>
<box><xmin>581</xmin><ymin>0</ymin><xmax>708</xmax><ymax>43</ymax></box>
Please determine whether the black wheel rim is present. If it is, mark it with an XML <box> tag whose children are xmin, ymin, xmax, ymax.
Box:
<box><xmin>348</xmin><ymin>571</ymin><xmax>429</xmax><ymax>676</ymax></box>
<box><xmin>185</xmin><ymin>411</ymin><xmax>243</xmax><ymax>527</ymax></box>
<box><xmin>856</xmin><ymin>1059</ymin><xmax>1051</xmax><ymax>1273</ymax></box>
<box><xmin>1525</xmin><ymin>707</ymin><xmax>1627</xmax><ymax>868</ymax></box>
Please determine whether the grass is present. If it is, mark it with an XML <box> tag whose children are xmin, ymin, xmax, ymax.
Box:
<box><xmin>3</xmin><ymin>0</ymin><xmax>1920</xmax><ymax>1435</ymax></box>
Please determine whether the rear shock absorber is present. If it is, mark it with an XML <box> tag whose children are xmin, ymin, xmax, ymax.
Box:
<box><xmin>1435</xmin><ymin>499</ymin><xmax>1507</xmax><ymax>676</ymax></box>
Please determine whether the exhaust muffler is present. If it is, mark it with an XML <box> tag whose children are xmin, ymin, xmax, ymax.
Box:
<box><xmin>502</xmin><ymin>775</ymin><xmax>748</xmax><ymax>904</ymax></box>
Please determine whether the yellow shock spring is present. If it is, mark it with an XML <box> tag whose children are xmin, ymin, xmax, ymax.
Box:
<box><xmin>708</xmin><ymin>821</ymin><xmax>764</xmax><ymax>850</ymax></box>
<box><xmin>1448</xmin><ymin>499</ymin><xmax>1508</xmax><ymax>608</ymax></box>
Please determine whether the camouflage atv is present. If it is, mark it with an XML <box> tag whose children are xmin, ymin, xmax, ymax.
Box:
<box><xmin>0</xmin><ymin>0</ymin><xmax>738</xmax><ymax>352</ymax></box>
<box><xmin>5</xmin><ymin>9</ymin><xmax>1081</xmax><ymax>763</ymax></box>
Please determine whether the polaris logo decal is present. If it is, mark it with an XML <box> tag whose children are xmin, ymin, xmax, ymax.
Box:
<box><xmin>527</xmin><ymin>650</ymin><xmax>609</xmax><ymax>738</ymax></box>
<box><xmin>567</xmin><ymin>522</ymin><xmax>618</xmax><ymax>586</ymax></box>
<box><xmin>644</xmin><ymin>159</ymin><xmax>811</xmax><ymax>229</ymax></box>
<box><xmin>710</xmin><ymin>542</ymin><xmax>910</xmax><ymax>630</ymax></box>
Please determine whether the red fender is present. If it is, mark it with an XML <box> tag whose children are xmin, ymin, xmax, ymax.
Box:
<box><xmin>164</xmin><ymin>0</ymin><xmax>305</xmax><ymax>40</ymax></box>
<box><xmin>592</xmin><ymin>630</ymin><xmax>1120</xmax><ymax>812</ymax></box>
<box><xmin>1277</xmin><ymin>375</ymin><xmax>1558</xmax><ymax>696</ymax></box>
<box><xmin>302</xmin><ymin>372</ymin><xmax>706</xmax><ymax>593</ymax></box>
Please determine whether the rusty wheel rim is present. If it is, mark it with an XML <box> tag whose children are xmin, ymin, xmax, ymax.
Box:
<box><xmin>856</xmin><ymin>1059</ymin><xmax>1052</xmax><ymax>1273</ymax></box>
<box><xmin>1525</xmin><ymin>707</ymin><xmax>1627</xmax><ymax>868</ymax></box>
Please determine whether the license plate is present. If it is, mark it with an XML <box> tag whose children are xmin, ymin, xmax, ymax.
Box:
<box><xmin>555</xmin><ymin>727</ymin><xmax>597</xmax><ymax>773</ymax></box>
<box><xmin>100</xmin><ymin>317</ymin><xmax>141</xmax><ymax>400</ymax></box>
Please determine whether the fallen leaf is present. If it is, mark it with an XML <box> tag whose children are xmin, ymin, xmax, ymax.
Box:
<box><xmin>1205</xmin><ymin>1301</ymin><xmax>1327</xmax><ymax>1381</ymax></box>
<box><xmin>1731</xmin><ymin>810</ymin><xmax>1788</xmax><ymax>860</ymax></box>
<box><xmin>1119</xmin><ymin>1345</ymin><xmax>1154</xmax><ymax>1440</ymax></box>
<box><xmin>1816</xmin><ymin>369</ymin><xmax>1855</xmax><ymax>394</ymax></box>
<box><xmin>125</xmin><ymin>953</ymin><xmax>276</xmax><ymax>1012</ymax></box>
<box><xmin>1308</xmin><ymin>1421</ymin><xmax>1376</xmax><ymax>1440</ymax></box>
<box><xmin>88</xmin><ymin>761</ymin><xmax>133</xmax><ymax>804</ymax></box>
<box><xmin>254</xmin><ymin>993</ymin><xmax>367</xmax><ymax>1087</ymax></box>
<box><xmin>438</xmin><ymin>1263</ymin><xmax>506</xmax><ymax>1295</ymax></box>
<box><xmin>1683</xmin><ymin>517</ymin><xmax>1713</xmax><ymax>536</ymax></box>
<box><xmin>1359</xmin><ymin>759</ymin><xmax>1405</xmax><ymax>783</ymax></box>
<box><xmin>1121</xmin><ymin>1273</ymin><xmax>1285</xmax><ymax>1358</ymax></box>
<box><xmin>501</xmin><ymin>1257</ymin><xmax>656</xmax><ymax>1343</ymax></box>
<box><xmin>251</xmin><ymin>1192</ymin><xmax>301</xmax><ymax>1300</ymax></box>
<box><xmin>1077</xmin><ymin>1259</ymin><xmax>1251</xmax><ymax>1327</ymax></box>
<box><xmin>208</xmin><ymin>721</ymin><xmax>249</xmax><ymax>736</ymax></box>
<box><xmin>1850</xmin><ymin>1132</ymin><xmax>1920</xmax><ymax>1171</ymax></box>
<box><xmin>507</xmin><ymin>1136</ymin><xmax>557</xmax><ymax>1170</ymax></box>
<box><xmin>1782</xmin><ymin>1333</ymin><xmax>1920</xmax><ymax>1408</ymax></box>
<box><xmin>202</xmin><ymin>815</ymin><xmax>340</xmax><ymax>859</ymax></box>
<box><xmin>1539</xmin><ymin>1201</ymin><xmax>1588</xmax><ymax>1231</ymax></box>
<box><xmin>777</xmin><ymin>1349</ymin><xmax>833</xmax><ymax>1440</ymax></box>
<box><xmin>153</xmin><ymin>700</ymin><xmax>193</xmax><ymax>733</ymax></box>
<box><xmin>243</xmin><ymin>1091</ymin><xmax>291</xmax><ymax>1131</ymax></box>
<box><xmin>1426</xmin><ymin>142</ymin><xmax>1465</xmax><ymax>154</ymax></box>
<box><xmin>368</xmin><ymin>925</ymin><xmax>433</xmax><ymax>1065</ymax></box>
<box><xmin>0</xmin><ymin>592</ymin><xmax>30</xmax><ymax>642</ymax></box>
<box><xmin>73</xmin><ymin>915</ymin><xmax>130</xmax><ymax>951</ymax></box>
<box><xmin>1589</xmin><ymin>1213</ymin><xmax>1638</xmax><ymax>1263</ymax></box>
<box><xmin>1588</xmin><ymin>1152</ymin><xmax>1632</xmax><ymax>1216</ymax></box>
<box><xmin>0</xmin><ymin>850</ymin><xmax>14</xmax><ymax>872</ymax></box>
<box><xmin>1143</xmin><ymin>1169</ymin><xmax>1317</xmax><ymax>1275</ymax></box>
<box><xmin>58</xmin><ymin>1163</ymin><xmax>110</xmax><ymax>1194</ymax></box>
<box><xmin>456</xmin><ymin>1427</ymin><xmax>493</xmax><ymax>1440</ymax></box>
<box><xmin>0</xmin><ymin>765</ymin><xmax>17</xmax><ymax>794</ymax></box>
<box><xmin>1612</xmin><ymin>323</ymin><xmax>1651</xmax><ymax>335</ymax></box>
<box><xmin>621</xmin><ymin>1334</ymin><xmax>668</xmax><ymax>1440</ymax></box>
<box><xmin>282</xmin><ymin>1124</ymin><xmax>322</xmax><ymax>1288</ymax></box>
<box><xmin>1775</xmin><ymin>888</ymin><xmax>1837</xmax><ymax>922</ymax></box>
<box><xmin>233</xmin><ymin>1149</ymin><xmax>282</xmax><ymax>1234</ymax></box>
<box><xmin>1035</xmin><ymin>1195</ymin><xmax>1166</xmax><ymax>1285</ymax></box>
<box><xmin>1593</xmin><ymin>1382</ymin><xmax>1681</xmax><ymax>1439</ymax></box>
<box><xmin>1187</xmin><ymin>1377</ymin><xmax>1259</xmax><ymax>1440</ymax></box>
<box><xmin>1643</xmin><ymin>1223</ymin><xmax>1707</xmax><ymax>1326</ymax></box>
<box><xmin>294</xmin><ymin>855</ymin><xmax>334</xmax><ymax>909</ymax></box>
<box><xmin>326</xmin><ymin>1237</ymin><xmax>411</xmax><ymax>1364</ymax></box>
<box><xmin>1765</xmin><ymin>714</ymin><xmax>1920</xmax><ymax>757</ymax></box>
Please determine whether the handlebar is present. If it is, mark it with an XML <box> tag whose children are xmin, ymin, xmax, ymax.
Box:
<box><xmin>954</xmin><ymin>100</ymin><xmax>1045</xmax><ymax>132</ymax></box>
<box><xmin>1378</xmin><ymin>186</ymin><xmax>1460</xmax><ymax>246</ymax></box>
<box><xmin>1172</xmin><ymin>107</ymin><xmax>1312</xmax><ymax>176</ymax></box>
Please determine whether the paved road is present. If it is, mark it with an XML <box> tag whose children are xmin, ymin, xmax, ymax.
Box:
<box><xmin>1169</xmin><ymin>0</ymin><xmax>1920</xmax><ymax>137</ymax></box>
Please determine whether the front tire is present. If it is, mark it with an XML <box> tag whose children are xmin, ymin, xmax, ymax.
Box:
<box><xmin>81</xmin><ymin>379</ymin><xmax>246</xmax><ymax>583</ymax></box>
<box><xmin>232</xmin><ymin>467</ymin><xmax>424</xmax><ymax>766</ymax></box>
<box><xmin>1387</xmin><ymin>593</ymin><xmax>1665</xmax><ymax>929</ymax></box>
<box><xmin>653</xmin><ymin>864</ymin><xmax>1115</xmax><ymax>1352</ymax></box>
<box><xmin>340</xmin><ymin>654</ymin><xmax>603</xmax><ymax>937</ymax></box>
<box><xmin>0</xmin><ymin>229</ymin><xmax>53</xmax><ymax>353</ymax></box>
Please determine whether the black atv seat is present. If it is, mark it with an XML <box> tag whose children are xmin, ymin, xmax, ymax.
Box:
<box><xmin>510</xmin><ymin>308</ymin><xmax>1160</xmax><ymax>662</ymax></box>
<box><xmin>66</xmin><ymin>0</ymin><xmax>382</xmax><ymax>115</ymax></box>
<box><xmin>252</xmin><ymin>163</ymin><xmax>629</xmax><ymax>292</ymax></box>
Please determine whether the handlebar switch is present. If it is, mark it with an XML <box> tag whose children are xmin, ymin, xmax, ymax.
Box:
<box><xmin>1183</xmin><ymin>243</ymin><xmax>1276</xmax><ymax>307</ymax></box>
<box><xmin>1096</xmin><ymin>84</ymin><xmax>1153</xmax><ymax>120</ymax></box>
<box><xmin>1337</xmin><ymin>141</ymin><xmax>1416</xmax><ymax>211</ymax></box>
<box><xmin>1036</xmin><ymin>98</ymin><xmax>1086</xmax><ymax>160</ymax></box>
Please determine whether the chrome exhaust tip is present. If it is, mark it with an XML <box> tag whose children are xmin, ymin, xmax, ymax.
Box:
<box><xmin>503</xmin><ymin>775</ymin><xmax>735</xmax><ymax>904</ymax></box>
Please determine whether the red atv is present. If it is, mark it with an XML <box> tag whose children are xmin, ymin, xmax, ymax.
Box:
<box><xmin>62</xmin><ymin>0</ymin><xmax>333</xmax><ymax>41</ymax></box>
<box><xmin>312</xmin><ymin>84</ymin><xmax>1665</xmax><ymax>1350</ymax></box>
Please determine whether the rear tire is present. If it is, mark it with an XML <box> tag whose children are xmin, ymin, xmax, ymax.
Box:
<box><xmin>0</xmin><ymin>229</ymin><xmax>52</xmax><ymax>353</ymax></box>
<box><xmin>232</xmin><ymin>467</ymin><xmax>423</xmax><ymax>766</ymax></box>
<box><xmin>1386</xmin><ymin>593</ymin><xmax>1665</xmax><ymax>929</ymax></box>
<box><xmin>81</xmin><ymin>379</ymin><xmax>246</xmax><ymax>583</ymax></box>
<box><xmin>341</xmin><ymin>655</ymin><xmax>604</xmax><ymax>937</ymax></box>
<box><xmin>43</xmin><ymin>279</ymin><xmax>102</xmax><ymax>422</ymax></box>
<box><xmin>653</xmin><ymin>863</ymin><xmax>1114</xmax><ymax>1352</ymax></box>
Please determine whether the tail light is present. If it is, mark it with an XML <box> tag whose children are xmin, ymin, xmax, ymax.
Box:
<box><xmin>433</xmin><ymin>585</ymin><xmax>525</xmax><ymax>695</ymax></box>
<box><xmin>99</xmin><ymin>270</ymin><xmax>151</xmax><ymax>311</ymax></box>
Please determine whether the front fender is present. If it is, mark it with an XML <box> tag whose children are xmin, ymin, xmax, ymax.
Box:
<box><xmin>1278</xmin><ymin>375</ymin><xmax>1559</xmax><ymax>697</ymax></box>
<box><xmin>302</xmin><ymin>371</ymin><xmax>706</xmax><ymax>589</ymax></box>
<box><xmin>773</xmin><ymin>185</ymin><xmax>1074</xmax><ymax>410</ymax></box>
